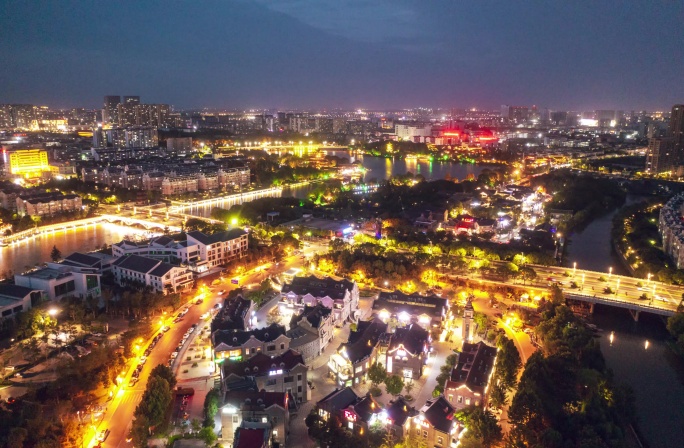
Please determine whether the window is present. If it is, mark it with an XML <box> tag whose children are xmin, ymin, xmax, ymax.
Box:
<box><xmin>348</xmin><ymin>422</ymin><xmax>354</xmax><ymax>430</ymax></box>
<box><xmin>273</xmin><ymin>430</ymin><xmax>278</xmax><ymax>437</ymax></box>
<box><xmin>465</xmin><ymin>398</ymin><xmax>471</xmax><ymax>405</ymax></box>
<box><xmin>267</xmin><ymin>345</ymin><xmax>276</xmax><ymax>351</ymax></box>
<box><xmin>448</xmin><ymin>395</ymin><xmax>453</xmax><ymax>402</ymax></box>
<box><xmin>458</xmin><ymin>396</ymin><xmax>463</xmax><ymax>403</ymax></box>
<box><xmin>54</xmin><ymin>280</ymin><xmax>75</xmax><ymax>297</ymax></box>
<box><xmin>297</xmin><ymin>374</ymin><xmax>302</xmax><ymax>381</ymax></box>
<box><xmin>284</xmin><ymin>376</ymin><xmax>294</xmax><ymax>383</ymax></box>
<box><xmin>232</xmin><ymin>415</ymin><xmax>238</xmax><ymax>423</ymax></box>
<box><xmin>298</xmin><ymin>386</ymin><xmax>302</xmax><ymax>392</ymax></box>
<box><xmin>262</xmin><ymin>417</ymin><xmax>268</xmax><ymax>423</ymax></box>
<box><xmin>423</xmin><ymin>431</ymin><xmax>428</xmax><ymax>438</ymax></box>
<box><xmin>280</xmin><ymin>343</ymin><xmax>285</xmax><ymax>350</ymax></box>
<box><xmin>437</xmin><ymin>437</ymin><xmax>443</xmax><ymax>445</ymax></box>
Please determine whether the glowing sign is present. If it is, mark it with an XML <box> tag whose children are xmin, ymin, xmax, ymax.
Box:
<box><xmin>344</xmin><ymin>410</ymin><xmax>357</xmax><ymax>422</ymax></box>
<box><xmin>269</xmin><ymin>369</ymin><xmax>283</xmax><ymax>376</ymax></box>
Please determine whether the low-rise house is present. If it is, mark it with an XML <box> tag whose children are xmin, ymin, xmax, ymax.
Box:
<box><xmin>233</xmin><ymin>426</ymin><xmax>270</xmax><ymax>448</ymax></box>
<box><xmin>281</xmin><ymin>275</ymin><xmax>359</xmax><ymax>327</ymax></box>
<box><xmin>0</xmin><ymin>285</ymin><xmax>44</xmax><ymax>319</ymax></box>
<box><xmin>316</xmin><ymin>388</ymin><xmax>387</xmax><ymax>436</ymax></box>
<box><xmin>444</xmin><ymin>341</ymin><xmax>497</xmax><ymax>410</ymax></box>
<box><xmin>187</xmin><ymin>229</ymin><xmax>248</xmax><ymax>268</ymax></box>
<box><xmin>220</xmin><ymin>390</ymin><xmax>295</xmax><ymax>447</ymax></box>
<box><xmin>212</xmin><ymin>324</ymin><xmax>290</xmax><ymax>362</ymax></box>
<box><xmin>211</xmin><ymin>295</ymin><xmax>255</xmax><ymax>332</ymax></box>
<box><xmin>373</xmin><ymin>290</ymin><xmax>448</xmax><ymax>329</ymax></box>
<box><xmin>16</xmin><ymin>192</ymin><xmax>82</xmax><ymax>216</ymax></box>
<box><xmin>385</xmin><ymin>397</ymin><xmax>418</xmax><ymax>438</ymax></box>
<box><xmin>111</xmin><ymin>254</ymin><xmax>193</xmax><ymax>294</ymax></box>
<box><xmin>15</xmin><ymin>263</ymin><xmax>101</xmax><ymax>301</ymax></box>
<box><xmin>384</xmin><ymin>324</ymin><xmax>430</xmax><ymax>379</ymax></box>
<box><xmin>410</xmin><ymin>396</ymin><xmax>465</xmax><ymax>448</ymax></box>
<box><xmin>286</xmin><ymin>304</ymin><xmax>334</xmax><ymax>362</ymax></box>
<box><xmin>328</xmin><ymin>318</ymin><xmax>387</xmax><ymax>387</ymax></box>
<box><xmin>222</xmin><ymin>350</ymin><xmax>309</xmax><ymax>403</ymax></box>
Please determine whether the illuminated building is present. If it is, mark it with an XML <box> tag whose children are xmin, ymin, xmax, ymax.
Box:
<box><xmin>670</xmin><ymin>104</ymin><xmax>684</xmax><ymax>154</ymax></box>
<box><xmin>10</xmin><ymin>104</ymin><xmax>35</xmax><ymax>129</ymax></box>
<box><xmin>444</xmin><ymin>341</ymin><xmax>497</xmax><ymax>411</ymax></box>
<box><xmin>373</xmin><ymin>290</ymin><xmax>448</xmax><ymax>329</ymax></box>
<box><xmin>102</xmin><ymin>95</ymin><xmax>121</xmax><ymax>125</ymax></box>
<box><xmin>645</xmin><ymin>137</ymin><xmax>675</xmax><ymax>174</ymax></box>
<box><xmin>328</xmin><ymin>318</ymin><xmax>387</xmax><ymax>386</ymax></box>
<box><xmin>384</xmin><ymin>324</ymin><xmax>430</xmax><ymax>379</ymax></box>
<box><xmin>8</xmin><ymin>149</ymin><xmax>51</xmax><ymax>179</ymax></box>
<box><xmin>220</xmin><ymin>391</ymin><xmax>291</xmax><ymax>447</ymax></box>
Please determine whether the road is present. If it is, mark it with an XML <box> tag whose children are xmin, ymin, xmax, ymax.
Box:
<box><xmin>94</xmin><ymin>241</ymin><xmax>325</xmax><ymax>448</ymax></box>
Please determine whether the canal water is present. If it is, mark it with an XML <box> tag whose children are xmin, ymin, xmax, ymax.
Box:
<box><xmin>284</xmin><ymin>155</ymin><xmax>487</xmax><ymax>200</ymax></box>
<box><xmin>0</xmin><ymin>223</ymin><xmax>150</xmax><ymax>277</ymax></box>
<box><xmin>568</xmin><ymin>197</ymin><xmax>684</xmax><ymax>447</ymax></box>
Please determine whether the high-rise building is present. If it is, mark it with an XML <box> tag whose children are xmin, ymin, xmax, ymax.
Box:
<box><xmin>670</xmin><ymin>104</ymin><xmax>684</xmax><ymax>152</ymax></box>
<box><xmin>11</xmin><ymin>105</ymin><xmax>36</xmax><ymax>129</ymax></box>
<box><xmin>123</xmin><ymin>96</ymin><xmax>140</xmax><ymax>105</ymax></box>
<box><xmin>103</xmin><ymin>96</ymin><xmax>121</xmax><ymax>126</ymax></box>
<box><xmin>0</xmin><ymin>105</ymin><xmax>12</xmax><ymax>128</ymax></box>
<box><xmin>117</xmin><ymin>102</ymin><xmax>137</xmax><ymax>127</ymax></box>
<box><xmin>500</xmin><ymin>105</ymin><xmax>529</xmax><ymax>123</ymax></box>
<box><xmin>645</xmin><ymin>137</ymin><xmax>675</xmax><ymax>174</ymax></box>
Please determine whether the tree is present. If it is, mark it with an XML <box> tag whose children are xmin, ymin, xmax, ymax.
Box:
<box><xmin>191</xmin><ymin>418</ymin><xmax>202</xmax><ymax>433</ymax></box>
<box><xmin>135</xmin><ymin>376</ymin><xmax>172</xmax><ymax>427</ymax></box>
<box><xmin>404</xmin><ymin>379</ymin><xmax>415</xmax><ymax>398</ymax></box>
<box><xmin>384</xmin><ymin>374</ymin><xmax>404</xmax><ymax>396</ymax></box>
<box><xmin>149</xmin><ymin>364</ymin><xmax>177</xmax><ymax>389</ymax></box>
<box><xmin>488</xmin><ymin>382</ymin><xmax>508</xmax><ymax>409</ymax></box>
<box><xmin>198</xmin><ymin>426</ymin><xmax>217</xmax><ymax>445</ymax></box>
<box><xmin>495</xmin><ymin>336</ymin><xmax>522</xmax><ymax>390</ymax></box>
<box><xmin>667</xmin><ymin>312</ymin><xmax>684</xmax><ymax>339</ymax></box>
<box><xmin>457</xmin><ymin>407</ymin><xmax>502</xmax><ymax>448</ymax></box>
<box><xmin>50</xmin><ymin>245</ymin><xmax>62</xmax><ymax>262</ymax></box>
<box><xmin>7</xmin><ymin>427</ymin><xmax>28</xmax><ymax>448</ymax></box>
<box><xmin>368</xmin><ymin>361</ymin><xmax>387</xmax><ymax>387</ymax></box>
<box><xmin>203</xmin><ymin>388</ymin><xmax>221</xmax><ymax>428</ymax></box>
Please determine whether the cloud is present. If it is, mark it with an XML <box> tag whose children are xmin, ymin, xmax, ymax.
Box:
<box><xmin>253</xmin><ymin>0</ymin><xmax>427</xmax><ymax>47</ymax></box>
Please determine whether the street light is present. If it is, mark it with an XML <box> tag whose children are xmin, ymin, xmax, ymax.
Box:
<box><xmin>609</xmin><ymin>267</ymin><xmax>612</xmax><ymax>278</ymax></box>
<box><xmin>573</xmin><ymin>262</ymin><xmax>577</xmax><ymax>277</ymax></box>
<box><xmin>48</xmin><ymin>308</ymin><xmax>58</xmax><ymax>316</ymax></box>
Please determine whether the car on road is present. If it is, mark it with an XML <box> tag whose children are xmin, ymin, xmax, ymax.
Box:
<box><xmin>171</xmin><ymin>352</ymin><xmax>178</xmax><ymax>359</ymax></box>
<box><xmin>97</xmin><ymin>429</ymin><xmax>110</xmax><ymax>442</ymax></box>
<box><xmin>129</xmin><ymin>377</ymin><xmax>139</xmax><ymax>387</ymax></box>
<box><xmin>218</xmin><ymin>290</ymin><xmax>225</xmax><ymax>295</ymax></box>
<box><xmin>195</xmin><ymin>298</ymin><xmax>203</xmax><ymax>305</ymax></box>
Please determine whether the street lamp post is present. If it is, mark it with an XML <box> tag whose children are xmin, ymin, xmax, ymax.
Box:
<box><xmin>609</xmin><ymin>267</ymin><xmax>612</xmax><ymax>278</ymax></box>
<box><xmin>573</xmin><ymin>262</ymin><xmax>577</xmax><ymax>277</ymax></box>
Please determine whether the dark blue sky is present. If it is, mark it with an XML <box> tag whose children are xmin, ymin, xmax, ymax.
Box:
<box><xmin>1</xmin><ymin>0</ymin><xmax>683</xmax><ymax>111</ymax></box>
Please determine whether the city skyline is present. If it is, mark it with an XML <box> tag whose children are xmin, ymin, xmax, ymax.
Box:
<box><xmin>1</xmin><ymin>0</ymin><xmax>683</xmax><ymax>111</ymax></box>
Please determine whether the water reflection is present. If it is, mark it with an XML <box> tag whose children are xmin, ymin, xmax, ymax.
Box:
<box><xmin>0</xmin><ymin>223</ymin><xmax>150</xmax><ymax>276</ymax></box>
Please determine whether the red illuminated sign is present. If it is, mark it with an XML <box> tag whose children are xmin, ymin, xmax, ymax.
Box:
<box><xmin>344</xmin><ymin>410</ymin><xmax>357</xmax><ymax>421</ymax></box>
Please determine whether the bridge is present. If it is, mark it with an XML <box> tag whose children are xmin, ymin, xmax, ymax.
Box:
<box><xmin>0</xmin><ymin>215</ymin><xmax>181</xmax><ymax>246</ymax></box>
<box><xmin>168</xmin><ymin>187</ymin><xmax>282</xmax><ymax>213</ymax></box>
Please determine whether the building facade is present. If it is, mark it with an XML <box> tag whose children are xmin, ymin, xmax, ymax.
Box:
<box><xmin>281</xmin><ymin>275</ymin><xmax>359</xmax><ymax>327</ymax></box>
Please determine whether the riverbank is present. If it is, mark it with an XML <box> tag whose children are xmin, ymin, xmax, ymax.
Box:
<box><xmin>569</xmin><ymin>196</ymin><xmax>684</xmax><ymax>448</ymax></box>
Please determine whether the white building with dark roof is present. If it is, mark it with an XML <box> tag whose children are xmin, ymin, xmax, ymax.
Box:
<box><xmin>14</xmin><ymin>263</ymin><xmax>102</xmax><ymax>301</ymax></box>
<box><xmin>212</xmin><ymin>323</ymin><xmax>290</xmax><ymax>361</ymax></box>
<box><xmin>112</xmin><ymin>254</ymin><xmax>193</xmax><ymax>293</ymax></box>
<box><xmin>0</xmin><ymin>284</ymin><xmax>44</xmax><ymax>319</ymax></box>
<box><xmin>286</xmin><ymin>304</ymin><xmax>334</xmax><ymax>361</ymax></box>
<box><xmin>281</xmin><ymin>275</ymin><xmax>359</xmax><ymax>326</ymax></box>
<box><xmin>112</xmin><ymin>235</ymin><xmax>201</xmax><ymax>267</ymax></box>
<box><xmin>187</xmin><ymin>229</ymin><xmax>248</xmax><ymax>267</ymax></box>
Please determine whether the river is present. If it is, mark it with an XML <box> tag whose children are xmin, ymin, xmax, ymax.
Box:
<box><xmin>284</xmin><ymin>155</ymin><xmax>487</xmax><ymax>200</ymax></box>
<box><xmin>568</xmin><ymin>197</ymin><xmax>684</xmax><ymax>447</ymax></box>
<box><xmin>0</xmin><ymin>223</ymin><xmax>151</xmax><ymax>277</ymax></box>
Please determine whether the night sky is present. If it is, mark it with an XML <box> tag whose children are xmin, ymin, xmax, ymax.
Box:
<box><xmin>1</xmin><ymin>0</ymin><xmax>683</xmax><ymax>110</ymax></box>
